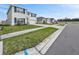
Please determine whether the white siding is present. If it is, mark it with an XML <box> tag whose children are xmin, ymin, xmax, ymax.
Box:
<box><xmin>7</xmin><ymin>7</ymin><xmax>13</xmax><ymax>25</ymax></box>
<box><xmin>7</xmin><ymin>6</ymin><xmax>37</xmax><ymax>25</ymax></box>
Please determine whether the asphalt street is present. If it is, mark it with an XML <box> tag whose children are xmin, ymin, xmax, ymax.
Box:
<box><xmin>45</xmin><ymin>24</ymin><xmax>79</xmax><ymax>55</ymax></box>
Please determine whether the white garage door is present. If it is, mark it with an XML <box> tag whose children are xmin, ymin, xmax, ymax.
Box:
<box><xmin>29</xmin><ymin>20</ymin><xmax>36</xmax><ymax>24</ymax></box>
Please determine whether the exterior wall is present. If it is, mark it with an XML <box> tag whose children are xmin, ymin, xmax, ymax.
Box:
<box><xmin>37</xmin><ymin>19</ymin><xmax>42</xmax><ymax>24</ymax></box>
<box><xmin>42</xmin><ymin>18</ymin><xmax>47</xmax><ymax>24</ymax></box>
<box><xmin>14</xmin><ymin>13</ymin><xmax>26</xmax><ymax>18</ymax></box>
<box><xmin>29</xmin><ymin>20</ymin><xmax>36</xmax><ymax>24</ymax></box>
<box><xmin>29</xmin><ymin>17</ymin><xmax>37</xmax><ymax>24</ymax></box>
<box><xmin>47</xmin><ymin>18</ymin><xmax>55</xmax><ymax>24</ymax></box>
<box><xmin>47</xmin><ymin>18</ymin><xmax>51</xmax><ymax>23</ymax></box>
<box><xmin>11</xmin><ymin>6</ymin><xmax>15</xmax><ymax>25</ymax></box>
<box><xmin>26</xmin><ymin>12</ymin><xmax>37</xmax><ymax>24</ymax></box>
<box><xmin>14</xmin><ymin>12</ymin><xmax>27</xmax><ymax>24</ymax></box>
<box><xmin>37</xmin><ymin>17</ymin><xmax>43</xmax><ymax>24</ymax></box>
<box><xmin>7</xmin><ymin>6</ymin><xmax>13</xmax><ymax>25</ymax></box>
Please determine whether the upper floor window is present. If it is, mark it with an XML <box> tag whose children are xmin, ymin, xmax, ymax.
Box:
<box><xmin>27</xmin><ymin>12</ymin><xmax>30</xmax><ymax>15</ymax></box>
<box><xmin>34</xmin><ymin>14</ymin><xmax>36</xmax><ymax>17</ymax></box>
<box><xmin>31</xmin><ymin>13</ymin><xmax>36</xmax><ymax>17</ymax></box>
<box><xmin>14</xmin><ymin>6</ymin><xmax>25</xmax><ymax>14</ymax></box>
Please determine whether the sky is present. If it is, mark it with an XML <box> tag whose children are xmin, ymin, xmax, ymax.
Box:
<box><xmin>0</xmin><ymin>4</ymin><xmax>79</xmax><ymax>20</ymax></box>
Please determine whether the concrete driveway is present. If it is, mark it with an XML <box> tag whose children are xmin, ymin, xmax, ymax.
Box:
<box><xmin>45</xmin><ymin>24</ymin><xmax>79</xmax><ymax>55</ymax></box>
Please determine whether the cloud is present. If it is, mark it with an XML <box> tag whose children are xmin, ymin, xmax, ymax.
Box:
<box><xmin>61</xmin><ymin>4</ymin><xmax>79</xmax><ymax>9</ymax></box>
<box><xmin>67</xmin><ymin>4</ymin><xmax>79</xmax><ymax>8</ymax></box>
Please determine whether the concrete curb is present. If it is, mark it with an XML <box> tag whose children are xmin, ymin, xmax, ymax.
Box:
<box><xmin>27</xmin><ymin>24</ymin><xmax>67</xmax><ymax>55</ymax></box>
<box><xmin>40</xmin><ymin>24</ymin><xmax>67</xmax><ymax>54</ymax></box>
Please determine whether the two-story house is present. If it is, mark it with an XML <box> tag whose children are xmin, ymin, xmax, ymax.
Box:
<box><xmin>7</xmin><ymin>5</ymin><xmax>37</xmax><ymax>25</ymax></box>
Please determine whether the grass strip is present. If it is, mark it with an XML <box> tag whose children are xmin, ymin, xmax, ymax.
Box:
<box><xmin>0</xmin><ymin>25</ymin><xmax>40</xmax><ymax>35</ymax></box>
<box><xmin>3</xmin><ymin>27</ymin><xmax>57</xmax><ymax>55</ymax></box>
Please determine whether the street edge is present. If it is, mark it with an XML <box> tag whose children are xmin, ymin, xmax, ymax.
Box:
<box><xmin>40</xmin><ymin>24</ymin><xmax>67</xmax><ymax>54</ymax></box>
<box><xmin>27</xmin><ymin>24</ymin><xmax>67</xmax><ymax>55</ymax></box>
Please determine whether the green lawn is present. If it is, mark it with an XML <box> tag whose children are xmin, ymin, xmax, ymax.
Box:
<box><xmin>0</xmin><ymin>25</ymin><xmax>40</xmax><ymax>35</ymax></box>
<box><xmin>3</xmin><ymin>27</ymin><xmax>57</xmax><ymax>55</ymax></box>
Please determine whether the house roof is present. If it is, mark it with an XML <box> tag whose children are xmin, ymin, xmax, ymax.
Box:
<box><xmin>7</xmin><ymin>5</ymin><xmax>37</xmax><ymax>15</ymax></box>
<box><xmin>7</xmin><ymin>5</ymin><xmax>27</xmax><ymax>15</ymax></box>
<box><xmin>37</xmin><ymin>17</ymin><xmax>45</xmax><ymax>18</ymax></box>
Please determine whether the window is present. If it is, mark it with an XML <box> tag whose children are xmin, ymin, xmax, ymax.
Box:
<box><xmin>23</xmin><ymin>9</ymin><xmax>25</xmax><ymax>14</ymax></box>
<box><xmin>14</xmin><ymin>7</ymin><xmax>16</xmax><ymax>12</ymax></box>
<box><xmin>14</xmin><ymin>18</ymin><xmax>17</xmax><ymax>23</ymax></box>
<box><xmin>31</xmin><ymin>13</ymin><xmax>33</xmax><ymax>17</ymax></box>
<box><xmin>27</xmin><ymin>12</ymin><xmax>30</xmax><ymax>15</ymax></box>
<box><xmin>34</xmin><ymin>14</ymin><xmax>36</xmax><ymax>17</ymax></box>
<box><xmin>14</xmin><ymin>6</ymin><xmax>25</xmax><ymax>14</ymax></box>
<box><xmin>31</xmin><ymin>13</ymin><xmax>36</xmax><ymax>17</ymax></box>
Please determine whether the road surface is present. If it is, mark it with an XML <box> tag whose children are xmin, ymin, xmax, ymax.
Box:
<box><xmin>46</xmin><ymin>24</ymin><xmax>79</xmax><ymax>55</ymax></box>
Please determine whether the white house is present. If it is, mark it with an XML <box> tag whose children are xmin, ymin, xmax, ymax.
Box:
<box><xmin>7</xmin><ymin>5</ymin><xmax>37</xmax><ymax>25</ymax></box>
<box><xmin>0</xmin><ymin>20</ymin><xmax>7</xmax><ymax>25</ymax></box>
<box><xmin>0</xmin><ymin>20</ymin><xmax>2</xmax><ymax>24</ymax></box>
<box><xmin>37</xmin><ymin>17</ymin><xmax>47</xmax><ymax>24</ymax></box>
<box><xmin>37</xmin><ymin>17</ymin><xmax>56</xmax><ymax>24</ymax></box>
<box><xmin>46</xmin><ymin>18</ymin><xmax>55</xmax><ymax>24</ymax></box>
<box><xmin>27</xmin><ymin>12</ymin><xmax>37</xmax><ymax>24</ymax></box>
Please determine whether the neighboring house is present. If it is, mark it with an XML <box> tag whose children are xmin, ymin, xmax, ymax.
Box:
<box><xmin>47</xmin><ymin>18</ymin><xmax>55</xmax><ymax>24</ymax></box>
<box><xmin>0</xmin><ymin>20</ymin><xmax>7</xmax><ymax>25</ymax></box>
<box><xmin>37</xmin><ymin>17</ymin><xmax>47</xmax><ymax>24</ymax></box>
<box><xmin>2</xmin><ymin>20</ymin><xmax>7</xmax><ymax>25</ymax></box>
<box><xmin>7</xmin><ymin>5</ymin><xmax>37</xmax><ymax>25</ymax></box>
<box><xmin>0</xmin><ymin>20</ymin><xmax>2</xmax><ymax>24</ymax></box>
<box><xmin>37</xmin><ymin>17</ymin><xmax>56</xmax><ymax>24</ymax></box>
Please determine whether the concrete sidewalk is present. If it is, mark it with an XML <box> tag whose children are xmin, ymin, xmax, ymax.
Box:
<box><xmin>1</xmin><ymin>27</ymin><xmax>47</xmax><ymax>40</ymax></box>
<box><xmin>32</xmin><ymin>24</ymin><xmax>62</xmax><ymax>29</ymax></box>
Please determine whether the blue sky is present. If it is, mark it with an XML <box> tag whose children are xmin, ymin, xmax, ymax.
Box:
<box><xmin>0</xmin><ymin>4</ymin><xmax>79</xmax><ymax>20</ymax></box>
